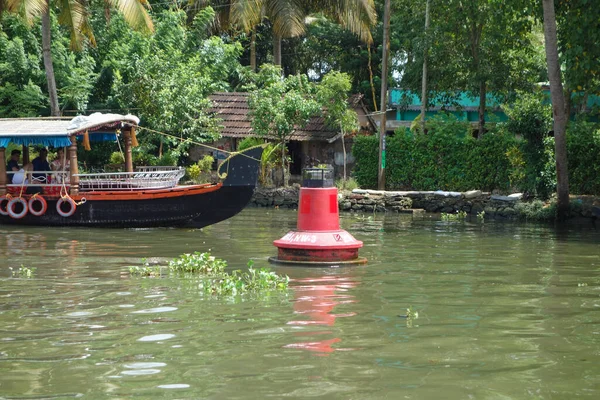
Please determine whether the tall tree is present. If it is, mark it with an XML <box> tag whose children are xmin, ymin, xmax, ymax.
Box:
<box><xmin>230</xmin><ymin>0</ymin><xmax>376</xmax><ymax>67</ymax></box>
<box><xmin>317</xmin><ymin>71</ymin><xmax>359</xmax><ymax>183</ymax></box>
<box><xmin>249</xmin><ymin>64</ymin><xmax>321</xmax><ymax>186</ymax></box>
<box><xmin>7</xmin><ymin>0</ymin><xmax>154</xmax><ymax>116</ymax></box>
<box><xmin>542</xmin><ymin>0</ymin><xmax>569</xmax><ymax>219</ymax></box>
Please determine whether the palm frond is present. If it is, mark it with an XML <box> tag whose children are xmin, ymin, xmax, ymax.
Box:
<box><xmin>265</xmin><ymin>0</ymin><xmax>305</xmax><ymax>37</ymax></box>
<box><xmin>108</xmin><ymin>0</ymin><xmax>154</xmax><ymax>33</ymax></box>
<box><xmin>57</xmin><ymin>0</ymin><xmax>88</xmax><ymax>51</ymax></box>
<box><xmin>309</xmin><ymin>0</ymin><xmax>376</xmax><ymax>43</ymax></box>
<box><xmin>230</xmin><ymin>0</ymin><xmax>263</xmax><ymax>32</ymax></box>
<box><xmin>6</xmin><ymin>0</ymin><xmax>47</xmax><ymax>25</ymax></box>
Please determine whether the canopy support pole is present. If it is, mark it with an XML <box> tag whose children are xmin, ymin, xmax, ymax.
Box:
<box><xmin>0</xmin><ymin>148</ymin><xmax>6</xmax><ymax>195</ymax></box>
<box><xmin>124</xmin><ymin>129</ymin><xmax>133</xmax><ymax>173</ymax></box>
<box><xmin>23</xmin><ymin>146</ymin><xmax>29</xmax><ymax>165</ymax></box>
<box><xmin>69</xmin><ymin>136</ymin><xmax>79</xmax><ymax>195</ymax></box>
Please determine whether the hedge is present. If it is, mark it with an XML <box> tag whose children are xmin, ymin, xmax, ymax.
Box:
<box><xmin>352</xmin><ymin>121</ymin><xmax>600</xmax><ymax>196</ymax></box>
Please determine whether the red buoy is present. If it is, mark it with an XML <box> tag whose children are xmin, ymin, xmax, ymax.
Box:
<box><xmin>269</xmin><ymin>168</ymin><xmax>366</xmax><ymax>266</ymax></box>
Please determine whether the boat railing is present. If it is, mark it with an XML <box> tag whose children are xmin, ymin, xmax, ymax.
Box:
<box><xmin>75</xmin><ymin>168</ymin><xmax>185</xmax><ymax>191</ymax></box>
<box><xmin>6</xmin><ymin>168</ymin><xmax>185</xmax><ymax>192</ymax></box>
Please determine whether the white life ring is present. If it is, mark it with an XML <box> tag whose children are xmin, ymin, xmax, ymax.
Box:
<box><xmin>0</xmin><ymin>195</ymin><xmax>10</xmax><ymax>216</ymax></box>
<box><xmin>28</xmin><ymin>195</ymin><xmax>48</xmax><ymax>217</ymax></box>
<box><xmin>56</xmin><ymin>197</ymin><xmax>77</xmax><ymax>217</ymax></box>
<box><xmin>7</xmin><ymin>197</ymin><xmax>28</xmax><ymax>219</ymax></box>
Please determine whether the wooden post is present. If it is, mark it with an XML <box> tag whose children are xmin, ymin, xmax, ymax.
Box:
<box><xmin>23</xmin><ymin>146</ymin><xmax>29</xmax><ymax>165</ymax></box>
<box><xmin>0</xmin><ymin>148</ymin><xmax>6</xmax><ymax>195</ymax></box>
<box><xmin>123</xmin><ymin>129</ymin><xmax>133</xmax><ymax>173</ymax></box>
<box><xmin>69</xmin><ymin>135</ymin><xmax>79</xmax><ymax>195</ymax></box>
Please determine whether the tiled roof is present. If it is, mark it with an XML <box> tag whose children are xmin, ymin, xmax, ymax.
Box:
<box><xmin>208</xmin><ymin>92</ymin><xmax>371</xmax><ymax>142</ymax></box>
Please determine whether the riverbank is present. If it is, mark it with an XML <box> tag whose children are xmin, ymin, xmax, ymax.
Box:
<box><xmin>250</xmin><ymin>186</ymin><xmax>600</xmax><ymax>221</ymax></box>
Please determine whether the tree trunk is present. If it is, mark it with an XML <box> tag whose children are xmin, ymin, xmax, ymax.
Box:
<box><xmin>542</xmin><ymin>0</ymin><xmax>569</xmax><ymax>220</ymax></box>
<box><xmin>273</xmin><ymin>33</ymin><xmax>282</xmax><ymax>66</ymax></box>
<box><xmin>478</xmin><ymin>80</ymin><xmax>486</xmax><ymax>136</ymax></box>
<box><xmin>378</xmin><ymin>0</ymin><xmax>391</xmax><ymax>191</ymax></box>
<box><xmin>340</xmin><ymin>126</ymin><xmax>347</xmax><ymax>182</ymax></box>
<box><xmin>41</xmin><ymin>4</ymin><xmax>60</xmax><ymax>116</ymax></box>
<box><xmin>250</xmin><ymin>29</ymin><xmax>257</xmax><ymax>71</ymax></box>
<box><xmin>420</xmin><ymin>0</ymin><xmax>431</xmax><ymax>133</ymax></box>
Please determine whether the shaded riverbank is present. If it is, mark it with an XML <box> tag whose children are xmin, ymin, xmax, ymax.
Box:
<box><xmin>251</xmin><ymin>186</ymin><xmax>600</xmax><ymax>220</ymax></box>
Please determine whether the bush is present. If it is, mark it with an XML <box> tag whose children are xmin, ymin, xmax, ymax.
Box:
<box><xmin>109</xmin><ymin>152</ymin><xmax>124</xmax><ymax>164</ymax></box>
<box><xmin>503</xmin><ymin>92</ymin><xmax>554</xmax><ymax>197</ymax></box>
<box><xmin>336</xmin><ymin>177</ymin><xmax>359</xmax><ymax>191</ymax></box>
<box><xmin>567</xmin><ymin>121</ymin><xmax>600</xmax><ymax>194</ymax></box>
<box><xmin>352</xmin><ymin>122</ymin><xmax>517</xmax><ymax>192</ymax></box>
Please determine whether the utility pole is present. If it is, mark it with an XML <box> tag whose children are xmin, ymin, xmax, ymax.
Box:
<box><xmin>420</xmin><ymin>0</ymin><xmax>431</xmax><ymax>133</ymax></box>
<box><xmin>378</xmin><ymin>0</ymin><xmax>391</xmax><ymax>190</ymax></box>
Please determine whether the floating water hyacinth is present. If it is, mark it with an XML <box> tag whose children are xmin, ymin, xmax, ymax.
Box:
<box><xmin>128</xmin><ymin>253</ymin><xmax>289</xmax><ymax>296</ymax></box>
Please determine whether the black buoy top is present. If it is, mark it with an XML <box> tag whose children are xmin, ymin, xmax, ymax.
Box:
<box><xmin>302</xmin><ymin>167</ymin><xmax>334</xmax><ymax>188</ymax></box>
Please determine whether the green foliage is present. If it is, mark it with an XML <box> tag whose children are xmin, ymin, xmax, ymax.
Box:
<box><xmin>129</xmin><ymin>252</ymin><xmax>289</xmax><ymax>297</ymax></box>
<box><xmin>129</xmin><ymin>264</ymin><xmax>162</xmax><ymax>277</ymax></box>
<box><xmin>201</xmin><ymin>262</ymin><xmax>289</xmax><ymax>296</ymax></box>
<box><xmin>351</xmin><ymin>135</ymin><xmax>379</xmax><ymax>188</ymax></box>
<box><xmin>186</xmin><ymin>155</ymin><xmax>214</xmax><ymax>183</ymax></box>
<box><xmin>556</xmin><ymin>0</ymin><xmax>600</xmax><ymax>96</ymax></box>
<box><xmin>109</xmin><ymin>152</ymin><xmax>125</xmax><ymax>165</ymax></box>
<box><xmin>9</xmin><ymin>265</ymin><xmax>36</xmax><ymax>278</ymax></box>
<box><xmin>441</xmin><ymin>211</ymin><xmax>467</xmax><ymax>221</ymax></box>
<box><xmin>248</xmin><ymin>65</ymin><xmax>321</xmax><ymax>185</ymax></box>
<box><xmin>503</xmin><ymin>91</ymin><xmax>554</xmax><ymax>197</ymax></box>
<box><xmin>515</xmin><ymin>200</ymin><xmax>557</xmax><ymax>221</ymax></box>
<box><xmin>317</xmin><ymin>70</ymin><xmax>359</xmax><ymax>134</ymax></box>
<box><xmin>98</xmin><ymin>10</ymin><xmax>242</xmax><ymax>159</ymax></box>
<box><xmin>335</xmin><ymin>177</ymin><xmax>359</xmax><ymax>191</ymax></box>
<box><xmin>187</xmin><ymin>164</ymin><xmax>201</xmax><ymax>181</ymax></box>
<box><xmin>353</xmin><ymin>120</ymin><xmax>517</xmax><ymax>192</ymax></box>
<box><xmin>168</xmin><ymin>252</ymin><xmax>227</xmax><ymax>275</ymax></box>
<box><xmin>0</xmin><ymin>16</ymin><xmax>46</xmax><ymax>116</ymax></box>
<box><xmin>237</xmin><ymin>137</ymin><xmax>265</xmax><ymax>151</ymax></box>
<box><xmin>566</xmin><ymin>122</ymin><xmax>600</xmax><ymax>194</ymax></box>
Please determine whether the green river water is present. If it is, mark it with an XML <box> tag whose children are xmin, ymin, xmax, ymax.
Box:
<box><xmin>1</xmin><ymin>209</ymin><xmax>599</xmax><ymax>399</ymax></box>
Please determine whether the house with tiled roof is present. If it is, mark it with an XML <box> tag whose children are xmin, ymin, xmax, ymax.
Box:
<box><xmin>194</xmin><ymin>92</ymin><xmax>375</xmax><ymax>177</ymax></box>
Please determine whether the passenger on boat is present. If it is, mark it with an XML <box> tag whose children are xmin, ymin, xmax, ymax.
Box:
<box><xmin>12</xmin><ymin>163</ymin><xmax>32</xmax><ymax>185</ymax></box>
<box><xmin>6</xmin><ymin>149</ymin><xmax>21</xmax><ymax>182</ymax></box>
<box><xmin>50</xmin><ymin>147</ymin><xmax>70</xmax><ymax>183</ymax></box>
<box><xmin>32</xmin><ymin>148</ymin><xmax>50</xmax><ymax>183</ymax></box>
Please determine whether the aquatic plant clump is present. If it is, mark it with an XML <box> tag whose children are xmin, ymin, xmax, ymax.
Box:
<box><xmin>9</xmin><ymin>266</ymin><xmax>36</xmax><ymax>278</ymax></box>
<box><xmin>168</xmin><ymin>252</ymin><xmax>227</xmax><ymax>274</ymax></box>
<box><xmin>129</xmin><ymin>253</ymin><xmax>289</xmax><ymax>296</ymax></box>
<box><xmin>200</xmin><ymin>266</ymin><xmax>290</xmax><ymax>296</ymax></box>
<box><xmin>441</xmin><ymin>211</ymin><xmax>467</xmax><ymax>221</ymax></box>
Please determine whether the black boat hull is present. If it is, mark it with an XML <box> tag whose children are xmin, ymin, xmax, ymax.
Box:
<box><xmin>0</xmin><ymin>184</ymin><xmax>255</xmax><ymax>228</ymax></box>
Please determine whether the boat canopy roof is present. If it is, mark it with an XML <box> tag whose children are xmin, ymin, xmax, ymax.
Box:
<box><xmin>0</xmin><ymin>113</ymin><xmax>140</xmax><ymax>148</ymax></box>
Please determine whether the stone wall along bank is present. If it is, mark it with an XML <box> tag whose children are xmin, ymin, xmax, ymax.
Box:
<box><xmin>250</xmin><ymin>187</ymin><xmax>600</xmax><ymax>220</ymax></box>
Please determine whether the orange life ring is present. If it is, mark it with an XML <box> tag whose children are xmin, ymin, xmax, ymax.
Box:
<box><xmin>56</xmin><ymin>197</ymin><xmax>77</xmax><ymax>217</ymax></box>
<box><xmin>0</xmin><ymin>195</ymin><xmax>10</xmax><ymax>216</ymax></box>
<box><xmin>28</xmin><ymin>195</ymin><xmax>48</xmax><ymax>217</ymax></box>
<box><xmin>7</xmin><ymin>197</ymin><xmax>28</xmax><ymax>219</ymax></box>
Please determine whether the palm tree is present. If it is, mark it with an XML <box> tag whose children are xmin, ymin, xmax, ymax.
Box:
<box><xmin>4</xmin><ymin>0</ymin><xmax>154</xmax><ymax>116</ymax></box>
<box><xmin>229</xmin><ymin>0</ymin><xmax>376</xmax><ymax>66</ymax></box>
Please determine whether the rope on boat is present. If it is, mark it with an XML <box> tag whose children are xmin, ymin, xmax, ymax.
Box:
<box><xmin>135</xmin><ymin>126</ymin><xmax>263</xmax><ymax>163</ymax></box>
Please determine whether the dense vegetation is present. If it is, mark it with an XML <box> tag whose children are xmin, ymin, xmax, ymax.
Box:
<box><xmin>353</xmin><ymin>119</ymin><xmax>600</xmax><ymax>196</ymax></box>
<box><xmin>1</xmin><ymin>1</ymin><xmax>599</xmax><ymax>201</ymax></box>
